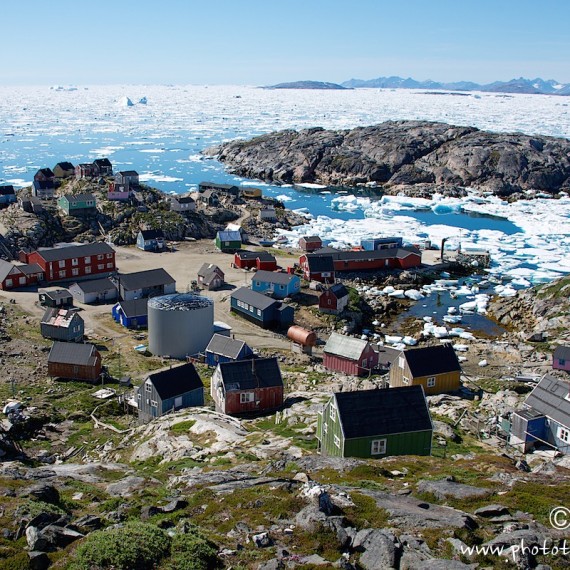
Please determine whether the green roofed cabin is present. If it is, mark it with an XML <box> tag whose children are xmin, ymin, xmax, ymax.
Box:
<box><xmin>317</xmin><ymin>385</ymin><xmax>432</xmax><ymax>458</ymax></box>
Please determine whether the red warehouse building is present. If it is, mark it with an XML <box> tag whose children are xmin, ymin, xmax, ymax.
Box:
<box><xmin>323</xmin><ymin>332</ymin><xmax>379</xmax><ymax>377</ymax></box>
<box><xmin>22</xmin><ymin>243</ymin><xmax>116</xmax><ymax>284</ymax></box>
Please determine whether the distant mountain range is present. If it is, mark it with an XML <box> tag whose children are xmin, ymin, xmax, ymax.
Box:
<box><xmin>265</xmin><ymin>81</ymin><xmax>348</xmax><ymax>90</ymax></box>
<box><xmin>341</xmin><ymin>76</ymin><xmax>570</xmax><ymax>96</ymax></box>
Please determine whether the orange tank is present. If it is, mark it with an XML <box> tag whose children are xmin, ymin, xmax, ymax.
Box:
<box><xmin>287</xmin><ymin>326</ymin><xmax>317</xmax><ymax>346</ymax></box>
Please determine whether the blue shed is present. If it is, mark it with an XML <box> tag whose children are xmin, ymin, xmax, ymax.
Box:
<box><xmin>137</xmin><ymin>362</ymin><xmax>204</xmax><ymax>422</ymax></box>
<box><xmin>251</xmin><ymin>270</ymin><xmax>300</xmax><ymax>299</ymax></box>
<box><xmin>112</xmin><ymin>299</ymin><xmax>148</xmax><ymax>329</ymax></box>
<box><xmin>205</xmin><ymin>333</ymin><xmax>253</xmax><ymax>367</ymax></box>
<box><xmin>137</xmin><ymin>229</ymin><xmax>166</xmax><ymax>252</ymax></box>
<box><xmin>230</xmin><ymin>287</ymin><xmax>294</xmax><ymax>329</ymax></box>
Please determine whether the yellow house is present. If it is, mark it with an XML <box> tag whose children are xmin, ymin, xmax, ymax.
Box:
<box><xmin>389</xmin><ymin>344</ymin><xmax>461</xmax><ymax>395</ymax></box>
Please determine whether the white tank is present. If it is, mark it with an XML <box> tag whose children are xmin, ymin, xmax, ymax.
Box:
<box><xmin>148</xmin><ymin>293</ymin><xmax>214</xmax><ymax>359</ymax></box>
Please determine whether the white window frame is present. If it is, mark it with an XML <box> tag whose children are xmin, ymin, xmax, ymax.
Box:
<box><xmin>71</xmin><ymin>258</ymin><xmax>79</xmax><ymax>266</ymax></box>
<box><xmin>85</xmin><ymin>256</ymin><xmax>91</xmax><ymax>264</ymax></box>
<box><xmin>240</xmin><ymin>392</ymin><xmax>255</xmax><ymax>403</ymax></box>
<box><xmin>58</xmin><ymin>260</ymin><xmax>66</xmax><ymax>268</ymax></box>
<box><xmin>558</xmin><ymin>426</ymin><xmax>570</xmax><ymax>443</ymax></box>
<box><xmin>427</xmin><ymin>376</ymin><xmax>436</xmax><ymax>388</ymax></box>
<box><xmin>58</xmin><ymin>270</ymin><xmax>66</xmax><ymax>278</ymax></box>
<box><xmin>106</xmin><ymin>253</ymin><xmax>113</xmax><ymax>259</ymax></box>
<box><xmin>107</xmin><ymin>263</ymin><xmax>113</xmax><ymax>269</ymax></box>
<box><xmin>150</xmin><ymin>400</ymin><xmax>158</xmax><ymax>408</ymax></box>
<box><xmin>145</xmin><ymin>382</ymin><xmax>152</xmax><ymax>393</ymax></box>
<box><xmin>333</xmin><ymin>434</ymin><xmax>340</xmax><ymax>448</ymax></box>
<box><xmin>98</xmin><ymin>264</ymin><xmax>104</xmax><ymax>270</ymax></box>
<box><xmin>399</xmin><ymin>356</ymin><xmax>405</xmax><ymax>368</ymax></box>
<box><xmin>402</xmin><ymin>376</ymin><xmax>409</xmax><ymax>385</ymax></box>
<box><xmin>329</xmin><ymin>405</ymin><xmax>336</xmax><ymax>422</ymax></box>
<box><xmin>71</xmin><ymin>268</ymin><xmax>79</xmax><ymax>276</ymax></box>
<box><xmin>97</xmin><ymin>254</ymin><xmax>104</xmax><ymax>260</ymax></box>
<box><xmin>371</xmin><ymin>439</ymin><xmax>387</xmax><ymax>455</ymax></box>
<box><xmin>85</xmin><ymin>266</ymin><xmax>92</xmax><ymax>274</ymax></box>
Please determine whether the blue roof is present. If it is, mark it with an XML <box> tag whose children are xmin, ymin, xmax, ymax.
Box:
<box><xmin>217</xmin><ymin>230</ymin><xmax>242</xmax><ymax>242</ymax></box>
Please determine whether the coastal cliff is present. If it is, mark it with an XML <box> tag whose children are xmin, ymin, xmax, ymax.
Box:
<box><xmin>212</xmin><ymin>120</ymin><xmax>570</xmax><ymax>196</ymax></box>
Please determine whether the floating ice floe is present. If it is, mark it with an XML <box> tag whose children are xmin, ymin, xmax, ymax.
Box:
<box><xmin>402</xmin><ymin>336</ymin><xmax>417</xmax><ymax>346</ymax></box>
<box><xmin>384</xmin><ymin>335</ymin><xmax>403</xmax><ymax>344</ymax></box>
<box><xmin>404</xmin><ymin>289</ymin><xmax>424</xmax><ymax>300</ymax></box>
<box><xmin>388</xmin><ymin>289</ymin><xmax>405</xmax><ymax>299</ymax></box>
<box><xmin>443</xmin><ymin>314</ymin><xmax>462</xmax><ymax>324</ymax></box>
<box><xmin>453</xmin><ymin>344</ymin><xmax>469</xmax><ymax>352</ymax></box>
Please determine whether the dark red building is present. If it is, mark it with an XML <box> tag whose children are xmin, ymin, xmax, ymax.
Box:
<box><xmin>211</xmin><ymin>357</ymin><xmax>284</xmax><ymax>415</ymax></box>
<box><xmin>22</xmin><ymin>243</ymin><xmax>116</xmax><ymax>284</ymax></box>
<box><xmin>319</xmin><ymin>283</ymin><xmax>349</xmax><ymax>315</ymax></box>
<box><xmin>234</xmin><ymin>250</ymin><xmax>278</xmax><ymax>271</ymax></box>
<box><xmin>47</xmin><ymin>341</ymin><xmax>102</xmax><ymax>382</ymax></box>
<box><xmin>0</xmin><ymin>260</ymin><xmax>44</xmax><ymax>290</ymax></box>
<box><xmin>299</xmin><ymin>235</ymin><xmax>323</xmax><ymax>252</ymax></box>
<box><xmin>323</xmin><ymin>332</ymin><xmax>379</xmax><ymax>377</ymax></box>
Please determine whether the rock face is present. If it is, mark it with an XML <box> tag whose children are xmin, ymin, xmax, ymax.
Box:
<box><xmin>213</xmin><ymin>121</ymin><xmax>570</xmax><ymax>195</ymax></box>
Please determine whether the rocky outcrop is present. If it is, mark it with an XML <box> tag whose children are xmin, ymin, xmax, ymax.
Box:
<box><xmin>212</xmin><ymin>121</ymin><xmax>570</xmax><ymax>196</ymax></box>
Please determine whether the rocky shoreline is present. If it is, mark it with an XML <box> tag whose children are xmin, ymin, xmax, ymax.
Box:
<box><xmin>210</xmin><ymin>120</ymin><xmax>570</xmax><ymax>197</ymax></box>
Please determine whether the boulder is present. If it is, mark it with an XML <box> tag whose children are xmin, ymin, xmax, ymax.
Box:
<box><xmin>354</xmin><ymin>529</ymin><xmax>400</xmax><ymax>570</ymax></box>
<box><xmin>20</xmin><ymin>483</ymin><xmax>60</xmax><ymax>505</ymax></box>
<box><xmin>417</xmin><ymin>477</ymin><xmax>492</xmax><ymax>500</ymax></box>
<box><xmin>28</xmin><ymin>551</ymin><xmax>50</xmax><ymax>570</ymax></box>
<box><xmin>295</xmin><ymin>504</ymin><xmax>328</xmax><ymax>531</ymax></box>
<box><xmin>161</xmin><ymin>498</ymin><xmax>187</xmax><ymax>513</ymax></box>
<box><xmin>252</xmin><ymin>531</ymin><xmax>272</xmax><ymax>547</ymax></box>
<box><xmin>105</xmin><ymin>476</ymin><xmax>145</xmax><ymax>497</ymax></box>
<box><xmin>474</xmin><ymin>504</ymin><xmax>510</xmax><ymax>517</ymax></box>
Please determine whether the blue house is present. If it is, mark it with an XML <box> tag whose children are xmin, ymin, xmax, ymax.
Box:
<box><xmin>510</xmin><ymin>375</ymin><xmax>570</xmax><ymax>454</ymax></box>
<box><xmin>230</xmin><ymin>287</ymin><xmax>294</xmax><ymax>329</ymax></box>
<box><xmin>251</xmin><ymin>270</ymin><xmax>300</xmax><ymax>299</ymax></box>
<box><xmin>137</xmin><ymin>229</ymin><xmax>166</xmax><ymax>252</ymax></box>
<box><xmin>112</xmin><ymin>299</ymin><xmax>148</xmax><ymax>329</ymax></box>
<box><xmin>137</xmin><ymin>362</ymin><xmax>204</xmax><ymax>422</ymax></box>
<box><xmin>205</xmin><ymin>333</ymin><xmax>253</xmax><ymax>367</ymax></box>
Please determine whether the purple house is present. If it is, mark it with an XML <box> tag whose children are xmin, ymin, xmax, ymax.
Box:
<box><xmin>553</xmin><ymin>346</ymin><xmax>570</xmax><ymax>372</ymax></box>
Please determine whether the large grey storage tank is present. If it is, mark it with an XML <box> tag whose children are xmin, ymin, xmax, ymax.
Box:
<box><xmin>148</xmin><ymin>293</ymin><xmax>214</xmax><ymax>359</ymax></box>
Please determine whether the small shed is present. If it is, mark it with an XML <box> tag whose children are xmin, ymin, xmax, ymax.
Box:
<box><xmin>112</xmin><ymin>299</ymin><xmax>148</xmax><ymax>329</ymax></box>
<box><xmin>205</xmin><ymin>334</ymin><xmax>253</xmax><ymax>366</ymax></box>
<box><xmin>259</xmin><ymin>206</ymin><xmax>277</xmax><ymax>221</ymax></box>
<box><xmin>211</xmin><ymin>357</ymin><xmax>284</xmax><ymax>415</ymax></box>
<box><xmin>47</xmin><ymin>341</ymin><xmax>102</xmax><ymax>382</ymax></box>
<box><xmin>41</xmin><ymin>308</ymin><xmax>84</xmax><ymax>342</ymax></box>
<box><xmin>137</xmin><ymin>362</ymin><xmax>204</xmax><ymax>422</ymax></box>
<box><xmin>68</xmin><ymin>278</ymin><xmax>118</xmax><ymax>304</ymax></box>
<box><xmin>170</xmin><ymin>195</ymin><xmax>196</xmax><ymax>212</ymax></box>
<box><xmin>137</xmin><ymin>229</ymin><xmax>166</xmax><ymax>252</ymax></box>
<box><xmin>319</xmin><ymin>283</ymin><xmax>349</xmax><ymax>315</ymax></box>
<box><xmin>317</xmin><ymin>386</ymin><xmax>433</xmax><ymax>458</ymax></box>
<box><xmin>323</xmin><ymin>332</ymin><xmax>378</xmax><ymax>377</ymax></box>
<box><xmin>553</xmin><ymin>346</ymin><xmax>570</xmax><ymax>372</ymax></box>
<box><xmin>216</xmin><ymin>230</ymin><xmax>242</xmax><ymax>252</ymax></box>
<box><xmin>197</xmin><ymin>263</ymin><xmax>225</xmax><ymax>291</ymax></box>
<box><xmin>115</xmin><ymin>170</ymin><xmax>138</xmax><ymax>186</ymax></box>
<box><xmin>299</xmin><ymin>235</ymin><xmax>322</xmax><ymax>252</ymax></box>
<box><xmin>39</xmin><ymin>288</ymin><xmax>74</xmax><ymax>308</ymax></box>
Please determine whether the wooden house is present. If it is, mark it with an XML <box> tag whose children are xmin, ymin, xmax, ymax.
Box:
<box><xmin>510</xmin><ymin>375</ymin><xmax>570</xmax><ymax>454</ymax></box>
<box><xmin>211</xmin><ymin>357</ymin><xmax>283</xmax><ymax>415</ymax></box>
<box><xmin>259</xmin><ymin>206</ymin><xmax>277</xmax><ymax>221</ymax></box>
<box><xmin>170</xmin><ymin>195</ymin><xmax>196</xmax><ymax>212</ymax></box>
<box><xmin>112</xmin><ymin>299</ymin><xmax>148</xmax><ymax>329</ymax></box>
<box><xmin>137</xmin><ymin>229</ymin><xmax>166</xmax><ymax>252</ymax></box>
<box><xmin>240</xmin><ymin>187</ymin><xmax>262</xmax><ymax>199</ymax></box>
<box><xmin>317</xmin><ymin>386</ymin><xmax>433</xmax><ymax>458</ymax></box>
<box><xmin>93</xmin><ymin>158</ymin><xmax>113</xmax><ymax>177</ymax></box>
<box><xmin>47</xmin><ymin>341</ymin><xmax>102</xmax><ymax>382</ymax></box>
<box><xmin>18</xmin><ymin>195</ymin><xmax>44</xmax><ymax>214</ymax></box>
<box><xmin>68</xmin><ymin>278</ymin><xmax>117</xmax><ymax>304</ymax></box>
<box><xmin>205</xmin><ymin>334</ymin><xmax>253</xmax><ymax>367</ymax></box>
<box><xmin>41</xmin><ymin>308</ymin><xmax>84</xmax><ymax>342</ymax></box>
<box><xmin>0</xmin><ymin>185</ymin><xmax>17</xmax><ymax>207</ymax></box>
<box><xmin>199</xmin><ymin>181</ymin><xmax>239</xmax><ymax>196</ymax></box>
<box><xmin>323</xmin><ymin>332</ymin><xmax>378</xmax><ymax>377</ymax></box>
<box><xmin>299</xmin><ymin>254</ymin><xmax>336</xmax><ymax>283</ymax></box>
<box><xmin>53</xmin><ymin>162</ymin><xmax>75</xmax><ymax>179</ymax></box>
<box><xmin>230</xmin><ymin>287</ymin><xmax>294</xmax><ymax>329</ymax></box>
<box><xmin>197</xmin><ymin>263</ymin><xmax>224</xmax><ymax>291</ymax></box>
<box><xmin>107</xmin><ymin>182</ymin><xmax>131</xmax><ymax>201</ymax></box>
<box><xmin>0</xmin><ymin>260</ymin><xmax>44</xmax><ymax>290</ymax></box>
<box><xmin>115</xmin><ymin>171</ymin><xmax>139</xmax><ymax>186</ymax></box>
<box><xmin>23</xmin><ymin>243</ymin><xmax>116</xmax><ymax>284</ymax></box>
<box><xmin>39</xmin><ymin>288</ymin><xmax>73</xmax><ymax>308</ymax></box>
<box><xmin>319</xmin><ymin>283</ymin><xmax>349</xmax><ymax>315</ymax></box>
<box><xmin>34</xmin><ymin>168</ymin><xmax>55</xmax><ymax>183</ymax></box>
<box><xmin>75</xmin><ymin>163</ymin><xmax>96</xmax><ymax>179</ymax></box>
<box><xmin>215</xmin><ymin>230</ymin><xmax>242</xmax><ymax>252</ymax></box>
<box><xmin>32</xmin><ymin>180</ymin><xmax>55</xmax><ymax>199</ymax></box>
<box><xmin>553</xmin><ymin>346</ymin><xmax>570</xmax><ymax>373</ymax></box>
<box><xmin>199</xmin><ymin>189</ymin><xmax>220</xmax><ymax>207</ymax></box>
<box><xmin>389</xmin><ymin>344</ymin><xmax>461</xmax><ymax>395</ymax></box>
<box><xmin>57</xmin><ymin>193</ymin><xmax>97</xmax><ymax>216</ymax></box>
<box><xmin>251</xmin><ymin>270</ymin><xmax>300</xmax><ymax>299</ymax></box>
<box><xmin>299</xmin><ymin>235</ymin><xmax>322</xmax><ymax>252</ymax></box>
<box><xmin>234</xmin><ymin>251</ymin><xmax>277</xmax><ymax>271</ymax></box>
<box><xmin>137</xmin><ymin>362</ymin><xmax>204</xmax><ymax>422</ymax></box>
<box><xmin>114</xmin><ymin>268</ymin><xmax>176</xmax><ymax>301</ymax></box>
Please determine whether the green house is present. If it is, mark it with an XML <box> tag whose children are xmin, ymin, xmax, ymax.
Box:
<box><xmin>215</xmin><ymin>230</ymin><xmax>242</xmax><ymax>252</ymax></box>
<box><xmin>317</xmin><ymin>386</ymin><xmax>433</xmax><ymax>458</ymax></box>
<box><xmin>57</xmin><ymin>193</ymin><xmax>97</xmax><ymax>216</ymax></box>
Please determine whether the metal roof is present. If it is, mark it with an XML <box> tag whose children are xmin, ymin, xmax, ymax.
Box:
<box><xmin>71</xmin><ymin>278</ymin><xmax>116</xmax><ymax>294</ymax></box>
<box><xmin>403</xmin><ymin>344</ymin><xmax>461</xmax><ymax>377</ymax></box>
<box><xmin>147</xmin><ymin>292</ymin><xmax>213</xmax><ymax>311</ymax></box>
<box><xmin>64</xmin><ymin>193</ymin><xmax>96</xmax><ymax>204</ymax></box>
<box><xmin>305</xmin><ymin>255</ymin><xmax>335</xmax><ymax>273</ymax></box>
<box><xmin>206</xmin><ymin>334</ymin><xmax>248</xmax><ymax>359</ymax></box>
<box><xmin>146</xmin><ymin>362</ymin><xmax>203</xmax><ymax>400</ymax></box>
<box><xmin>217</xmin><ymin>357</ymin><xmax>283</xmax><ymax>390</ymax></box>
<box><xmin>324</xmin><ymin>332</ymin><xmax>369</xmax><ymax>360</ymax></box>
<box><xmin>198</xmin><ymin>263</ymin><xmax>223</xmax><ymax>278</ymax></box>
<box><xmin>217</xmin><ymin>230</ymin><xmax>242</xmax><ymax>242</ymax></box>
<box><xmin>328</xmin><ymin>283</ymin><xmax>349</xmax><ymax>298</ymax></box>
<box><xmin>41</xmin><ymin>289</ymin><xmax>72</xmax><ymax>301</ymax></box>
<box><xmin>41</xmin><ymin>308</ymin><xmax>82</xmax><ymax>329</ymax></box>
<box><xmin>334</xmin><ymin>385</ymin><xmax>432</xmax><ymax>439</ymax></box>
<box><xmin>235</xmin><ymin>251</ymin><xmax>275</xmax><ymax>261</ymax></box>
<box><xmin>524</xmin><ymin>375</ymin><xmax>570</xmax><ymax>428</ymax></box>
<box><xmin>252</xmin><ymin>270</ymin><xmax>296</xmax><ymax>286</ymax></box>
<box><xmin>139</xmin><ymin>229</ymin><xmax>164</xmax><ymax>240</ymax></box>
<box><xmin>231</xmin><ymin>287</ymin><xmax>278</xmax><ymax>311</ymax></box>
<box><xmin>48</xmin><ymin>341</ymin><xmax>98</xmax><ymax>366</ymax></box>
<box><xmin>117</xmin><ymin>268</ymin><xmax>175</xmax><ymax>291</ymax></box>
<box><xmin>115</xmin><ymin>298</ymin><xmax>148</xmax><ymax>318</ymax></box>
<box><xmin>35</xmin><ymin>242</ymin><xmax>114</xmax><ymax>262</ymax></box>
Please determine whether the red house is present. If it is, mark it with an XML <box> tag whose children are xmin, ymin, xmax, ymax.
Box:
<box><xmin>234</xmin><ymin>250</ymin><xmax>277</xmax><ymax>271</ymax></box>
<box><xmin>34</xmin><ymin>168</ymin><xmax>55</xmax><ymax>183</ymax></box>
<box><xmin>22</xmin><ymin>243</ymin><xmax>116</xmax><ymax>284</ymax></box>
<box><xmin>323</xmin><ymin>332</ymin><xmax>378</xmax><ymax>376</ymax></box>
<box><xmin>319</xmin><ymin>283</ymin><xmax>349</xmax><ymax>315</ymax></box>
<box><xmin>211</xmin><ymin>357</ymin><xmax>284</xmax><ymax>415</ymax></box>
<box><xmin>47</xmin><ymin>341</ymin><xmax>102</xmax><ymax>382</ymax></box>
<box><xmin>75</xmin><ymin>163</ymin><xmax>96</xmax><ymax>179</ymax></box>
<box><xmin>299</xmin><ymin>235</ymin><xmax>323</xmax><ymax>252</ymax></box>
<box><xmin>553</xmin><ymin>346</ymin><xmax>570</xmax><ymax>373</ymax></box>
<box><xmin>299</xmin><ymin>253</ymin><xmax>336</xmax><ymax>283</ymax></box>
<box><xmin>0</xmin><ymin>260</ymin><xmax>44</xmax><ymax>290</ymax></box>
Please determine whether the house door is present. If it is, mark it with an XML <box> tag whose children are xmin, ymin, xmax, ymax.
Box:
<box><xmin>174</xmin><ymin>396</ymin><xmax>182</xmax><ymax>409</ymax></box>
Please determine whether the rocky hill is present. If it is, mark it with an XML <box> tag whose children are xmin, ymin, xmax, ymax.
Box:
<box><xmin>212</xmin><ymin>120</ymin><xmax>570</xmax><ymax>196</ymax></box>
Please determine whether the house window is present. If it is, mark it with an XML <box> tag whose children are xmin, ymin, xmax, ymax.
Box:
<box><xmin>280</xmin><ymin>285</ymin><xmax>284</xmax><ymax>290</ymax></box>
<box><xmin>399</xmin><ymin>357</ymin><xmax>405</xmax><ymax>368</ymax></box>
<box><xmin>5</xmin><ymin>279</ymin><xmax>12</xmax><ymax>288</ymax></box>
<box><xmin>19</xmin><ymin>277</ymin><xmax>26</xmax><ymax>285</ymax></box>
<box><xmin>85</xmin><ymin>256</ymin><xmax>91</xmax><ymax>264</ymax></box>
<box><xmin>255</xmin><ymin>281</ymin><xmax>260</xmax><ymax>286</ymax></box>
<box><xmin>333</xmin><ymin>435</ymin><xmax>340</xmax><ymax>448</ymax></box>
<box><xmin>137</xmin><ymin>393</ymin><xmax>141</xmax><ymax>401</ymax></box>
<box><xmin>328</xmin><ymin>298</ymin><xmax>332</xmax><ymax>306</ymax></box>
<box><xmin>106</xmin><ymin>253</ymin><xmax>113</xmax><ymax>259</ymax></box>
<box><xmin>72</xmin><ymin>258</ymin><xmax>78</xmax><ymax>266</ymax></box>
<box><xmin>371</xmin><ymin>439</ymin><xmax>387</xmax><ymax>455</ymax></box>
<box><xmin>97</xmin><ymin>254</ymin><xmax>104</xmax><ymax>260</ymax></box>
<box><xmin>240</xmin><ymin>392</ymin><xmax>255</xmax><ymax>403</ymax></box>
<box><xmin>72</xmin><ymin>268</ymin><xmax>79</xmax><ymax>276</ymax></box>
<box><xmin>145</xmin><ymin>382</ymin><xmax>152</xmax><ymax>393</ymax></box>
<box><xmin>256</xmin><ymin>309</ymin><xmax>261</xmax><ymax>316</ymax></box>
<box><xmin>98</xmin><ymin>264</ymin><xmax>104</xmax><ymax>270</ymax></box>
<box><xmin>59</xmin><ymin>270</ymin><xmax>66</xmax><ymax>278</ymax></box>
<box><xmin>85</xmin><ymin>266</ymin><xmax>92</xmax><ymax>274</ymax></box>
<box><xmin>58</xmin><ymin>260</ymin><xmax>65</xmax><ymax>268</ymax></box>
<box><xmin>150</xmin><ymin>400</ymin><xmax>158</xmax><ymax>408</ymax></box>
<box><xmin>329</xmin><ymin>406</ymin><xmax>336</xmax><ymax>422</ymax></box>
<box><xmin>362</xmin><ymin>358</ymin><xmax>367</xmax><ymax>368</ymax></box>
<box><xmin>427</xmin><ymin>377</ymin><xmax>436</xmax><ymax>388</ymax></box>
<box><xmin>402</xmin><ymin>376</ymin><xmax>409</xmax><ymax>385</ymax></box>
<box><xmin>107</xmin><ymin>263</ymin><xmax>113</xmax><ymax>269</ymax></box>
<box><xmin>558</xmin><ymin>427</ymin><xmax>570</xmax><ymax>443</ymax></box>
<box><xmin>560</xmin><ymin>359</ymin><xmax>566</xmax><ymax>366</ymax></box>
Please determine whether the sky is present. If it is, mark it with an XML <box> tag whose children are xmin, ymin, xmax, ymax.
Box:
<box><xmin>1</xmin><ymin>0</ymin><xmax>569</xmax><ymax>85</ymax></box>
